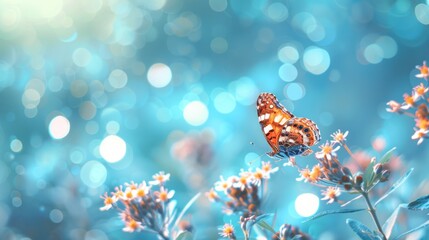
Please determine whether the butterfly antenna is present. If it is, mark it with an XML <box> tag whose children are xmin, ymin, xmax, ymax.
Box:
<box><xmin>247</xmin><ymin>141</ymin><xmax>270</xmax><ymax>167</ymax></box>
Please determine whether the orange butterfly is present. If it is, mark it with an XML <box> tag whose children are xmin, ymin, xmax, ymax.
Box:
<box><xmin>256</xmin><ymin>92</ymin><xmax>321</xmax><ymax>158</ymax></box>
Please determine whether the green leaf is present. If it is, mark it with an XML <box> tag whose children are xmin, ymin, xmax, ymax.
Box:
<box><xmin>363</xmin><ymin>159</ymin><xmax>376</xmax><ymax>191</ymax></box>
<box><xmin>374</xmin><ymin>168</ymin><xmax>414</xmax><ymax>206</ymax></box>
<box><xmin>379</xmin><ymin>147</ymin><xmax>396</xmax><ymax>164</ymax></box>
<box><xmin>256</xmin><ymin>220</ymin><xmax>276</xmax><ymax>234</ymax></box>
<box><xmin>393</xmin><ymin>220</ymin><xmax>429</xmax><ymax>240</ymax></box>
<box><xmin>303</xmin><ymin>208</ymin><xmax>366</xmax><ymax>223</ymax></box>
<box><xmin>407</xmin><ymin>194</ymin><xmax>429</xmax><ymax>211</ymax></box>
<box><xmin>346</xmin><ymin>218</ymin><xmax>383</xmax><ymax>240</ymax></box>
<box><xmin>382</xmin><ymin>204</ymin><xmax>407</xmax><ymax>239</ymax></box>
<box><xmin>175</xmin><ymin>231</ymin><xmax>193</xmax><ymax>240</ymax></box>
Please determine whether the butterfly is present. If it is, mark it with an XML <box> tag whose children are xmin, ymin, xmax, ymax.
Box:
<box><xmin>256</xmin><ymin>92</ymin><xmax>321</xmax><ymax>159</ymax></box>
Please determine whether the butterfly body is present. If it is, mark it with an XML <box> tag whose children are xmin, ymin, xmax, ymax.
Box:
<box><xmin>256</xmin><ymin>93</ymin><xmax>320</xmax><ymax>158</ymax></box>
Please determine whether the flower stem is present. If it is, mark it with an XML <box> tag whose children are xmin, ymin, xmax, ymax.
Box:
<box><xmin>361</xmin><ymin>192</ymin><xmax>387</xmax><ymax>240</ymax></box>
<box><xmin>342</xmin><ymin>143</ymin><xmax>356</xmax><ymax>162</ymax></box>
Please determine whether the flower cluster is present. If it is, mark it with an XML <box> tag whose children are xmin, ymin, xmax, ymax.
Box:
<box><xmin>296</xmin><ymin>130</ymin><xmax>391</xmax><ymax>204</ymax></box>
<box><xmin>206</xmin><ymin>161</ymin><xmax>279</xmax><ymax>217</ymax></box>
<box><xmin>218</xmin><ymin>221</ymin><xmax>310</xmax><ymax>240</ymax></box>
<box><xmin>387</xmin><ymin>61</ymin><xmax>429</xmax><ymax>145</ymax></box>
<box><xmin>100</xmin><ymin>172</ymin><xmax>176</xmax><ymax>239</ymax></box>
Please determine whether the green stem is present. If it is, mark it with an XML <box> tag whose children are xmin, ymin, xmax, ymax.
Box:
<box><xmin>361</xmin><ymin>192</ymin><xmax>387</xmax><ymax>240</ymax></box>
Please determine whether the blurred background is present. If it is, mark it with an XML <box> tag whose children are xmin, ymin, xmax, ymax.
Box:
<box><xmin>1</xmin><ymin>0</ymin><xmax>429</xmax><ymax>239</ymax></box>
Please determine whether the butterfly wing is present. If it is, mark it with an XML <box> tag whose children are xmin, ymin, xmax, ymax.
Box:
<box><xmin>277</xmin><ymin>117</ymin><xmax>321</xmax><ymax>157</ymax></box>
<box><xmin>256</xmin><ymin>93</ymin><xmax>294</xmax><ymax>155</ymax></box>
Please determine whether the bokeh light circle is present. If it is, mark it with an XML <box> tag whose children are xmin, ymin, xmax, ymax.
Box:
<box><xmin>99</xmin><ymin>135</ymin><xmax>126</xmax><ymax>163</ymax></box>
<box><xmin>415</xmin><ymin>4</ymin><xmax>429</xmax><ymax>25</ymax></box>
<box><xmin>210</xmin><ymin>37</ymin><xmax>228</xmax><ymax>54</ymax></box>
<box><xmin>295</xmin><ymin>193</ymin><xmax>319</xmax><ymax>217</ymax></box>
<box><xmin>303</xmin><ymin>47</ymin><xmax>330</xmax><ymax>75</ymax></box>
<box><xmin>364</xmin><ymin>44</ymin><xmax>383</xmax><ymax>64</ymax></box>
<box><xmin>10</xmin><ymin>139</ymin><xmax>23</xmax><ymax>153</ymax></box>
<box><xmin>49</xmin><ymin>116</ymin><xmax>70</xmax><ymax>139</ymax></box>
<box><xmin>209</xmin><ymin>0</ymin><xmax>228</xmax><ymax>12</ymax></box>
<box><xmin>147</xmin><ymin>63</ymin><xmax>172</xmax><ymax>88</ymax></box>
<box><xmin>183</xmin><ymin>101</ymin><xmax>209</xmax><ymax>126</ymax></box>
<box><xmin>278</xmin><ymin>45</ymin><xmax>299</xmax><ymax>64</ymax></box>
<box><xmin>49</xmin><ymin>209</ymin><xmax>64</xmax><ymax>223</ymax></box>
<box><xmin>214</xmin><ymin>92</ymin><xmax>236</xmax><ymax>114</ymax></box>
<box><xmin>279</xmin><ymin>63</ymin><xmax>298</xmax><ymax>82</ymax></box>
<box><xmin>266</xmin><ymin>2</ymin><xmax>288</xmax><ymax>22</ymax></box>
<box><xmin>284</xmin><ymin>83</ymin><xmax>305</xmax><ymax>101</ymax></box>
<box><xmin>80</xmin><ymin>160</ymin><xmax>107</xmax><ymax>188</ymax></box>
<box><xmin>108</xmin><ymin>69</ymin><xmax>128</xmax><ymax>89</ymax></box>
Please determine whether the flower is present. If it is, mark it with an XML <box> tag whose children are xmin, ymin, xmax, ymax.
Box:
<box><xmin>135</xmin><ymin>181</ymin><xmax>151</xmax><ymax>198</ymax></box>
<box><xmin>122</xmin><ymin>187</ymin><xmax>136</xmax><ymax>201</ymax></box>
<box><xmin>219</xmin><ymin>223</ymin><xmax>236</xmax><ymax>239</ymax></box>
<box><xmin>413</xmin><ymin>83</ymin><xmax>429</xmax><ymax>100</ymax></box>
<box><xmin>416</xmin><ymin>61</ymin><xmax>429</xmax><ymax>80</ymax></box>
<box><xmin>214</xmin><ymin>176</ymin><xmax>232</xmax><ymax>193</ymax></box>
<box><xmin>315</xmin><ymin>141</ymin><xmax>340</xmax><ymax>160</ymax></box>
<box><xmin>386</xmin><ymin>100</ymin><xmax>402</xmax><ymax>113</ymax></box>
<box><xmin>100</xmin><ymin>193</ymin><xmax>117</xmax><ymax>211</ymax></box>
<box><xmin>330</xmin><ymin>129</ymin><xmax>349</xmax><ymax>144</ymax></box>
<box><xmin>261</xmin><ymin>161</ymin><xmax>279</xmax><ymax>177</ymax></box>
<box><xmin>154</xmin><ymin>187</ymin><xmax>175</xmax><ymax>202</ymax></box>
<box><xmin>309</xmin><ymin>164</ymin><xmax>323</xmax><ymax>182</ymax></box>
<box><xmin>416</xmin><ymin>118</ymin><xmax>429</xmax><ymax>130</ymax></box>
<box><xmin>150</xmin><ymin>171</ymin><xmax>170</xmax><ymax>185</ymax></box>
<box><xmin>296</xmin><ymin>167</ymin><xmax>311</xmax><ymax>182</ymax></box>
<box><xmin>251</xmin><ymin>168</ymin><xmax>265</xmax><ymax>186</ymax></box>
<box><xmin>411</xmin><ymin>128</ymin><xmax>429</xmax><ymax>145</ymax></box>
<box><xmin>321</xmin><ymin>186</ymin><xmax>341</xmax><ymax>204</ymax></box>
<box><xmin>123</xmin><ymin>218</ymin><xmax>143</xmax><ymax>232</ymax></box>
<box><xmin>205</xmin><ymin>188</ymin><xmax>220</xmax><ymax>202</ymax></box>
<box><xmin>401</xmin><ymin>93</ymin><xmax>416</xmax><ymax>110</ymax></box>
<box><xmin>233</xmin><ymin>170</ymin><xmax>252</xmax><ymax>191</ymax></box>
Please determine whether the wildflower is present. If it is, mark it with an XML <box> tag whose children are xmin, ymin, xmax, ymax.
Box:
<box><xmin>416</xmin><ymin>118</ymin><xmax>429</xmax><ymax>130</ymax></box>
<box><xmin>154</xmin><ymin>187</ymin><xmax>175</xmax><ymax>202</ymax></box>
<box><xmin>386</xmin><ymin>100</ymin><xmax>402</xmax><ymax>113</ymax></box>
<box><xmin>219</xmin><ymin>223</ymin><xmax>236</xmax><ymax>239</ymax></box>
<box><xmin>122</xmin><ymin>187</ymin><xmax>136</xmax><ymax>201</ymax></box>
<box><xmin>252</xmin><ymin>168</ymin><xmax>264</xmax><ymax>186</ymax></box>
<box><xmin>296</xmin><ymin>167</ymin><xmax>311</xmax><ymax>182</ymax></box>
<box><xmin>100</xmin><ymin>193</ymin><xmax>117</xmax><ymax>211</ymax></box>
<box><xmin>125</xmin><ymin>181</ymin><xmax>138</xmax><ymax>190</ymax></box>
<box><xmin>321</xmin><ymin>186</ymin><xmax>341</xmax><ymax>204</ymax></box>
<box><xmin>331</xmin><ymin>129</ymin><xmax>349</xmax><ymax>144</ymax></box>
<box><xmin>205</xmin><ymin>188</ymin><xmax>220</xmax><ymax>202</ymax></box>
<box><xmin>233</xmin><ymin>170</ymin><xmax>252</xmax><ymax>191</ymax></box>
<box><xmin>261</xmin><ymin>161</ymin><xmax>279</xmax><ymax>177</ymax></box>
<box><xmin>135</xmin><ymin>181</ymin><xmax>151</xmax><ymax>198</ymax></box>
<box><xmin>401</xmin><ymin>93</ymin><xmax>416</xmax><ymax>110</ymax></box>
<box><xmin>416</xmin><ymin>61</ymin><xmax>429</xmax><ymax>80</ymax></box>
<box><xmin>413</xmin><ymin>83</ymin><xmax>429</xmax><ymax>100</ymax></box>
<box><xmin>113</xmin><ymin>185</ymin><xmax>124</xmax><ymax>199</ymax></box>
<box><xmin>415</xmin><ymin>104</ymin><xmax>429</xmax><ymax>120</ymax></box>
<box><xmin>150</xmin><ymin>171</ymin><xmax>171</xmax><ymax>185</ymax></box>
<box><xmin>309</xmin><ymin>164</ymin><xmax>323</xmax><ymax>182</ymax></box>
<box><xmin>411</xmin><ymin>128</ymin><xmax>429</xmax><ymax>145</ymax></box>
<box><xmin>123</xmin><ymin>218</ymin><xmax>143</xmax><ymax>232</ymax></box>
<box><xmin>214</xmin><ymin>176</ymin><xmax>231</xmax><ymax>193</ymax></box>
<box><xmin>315</xmin><ymin>141</ymin><xmax>340</xmax><ymax>160</ymax></box>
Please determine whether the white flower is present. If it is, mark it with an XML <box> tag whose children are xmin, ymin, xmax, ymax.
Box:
<box><xmin>330</xmin><ymin>130</ymin><xmax>349</xmax><ymax>144</ymax></box>
<box><xmin>412</xmin><ymin>128</ymin><xmax>429</xmax><ymax>145</ymax></box>
<box><xmin>149</xmin><ymin>171</ymin><xmax>170</xmax><ymax>185</ymax></box>
<box><xmin>315</xmin><ymin>141</ymin><xmax>340</xmax><ymax>160</ymax></box>
<box><xmin>214</xmin><ymin>175</ymin><xmax>231</xmax><ymax>193</ymax></box>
